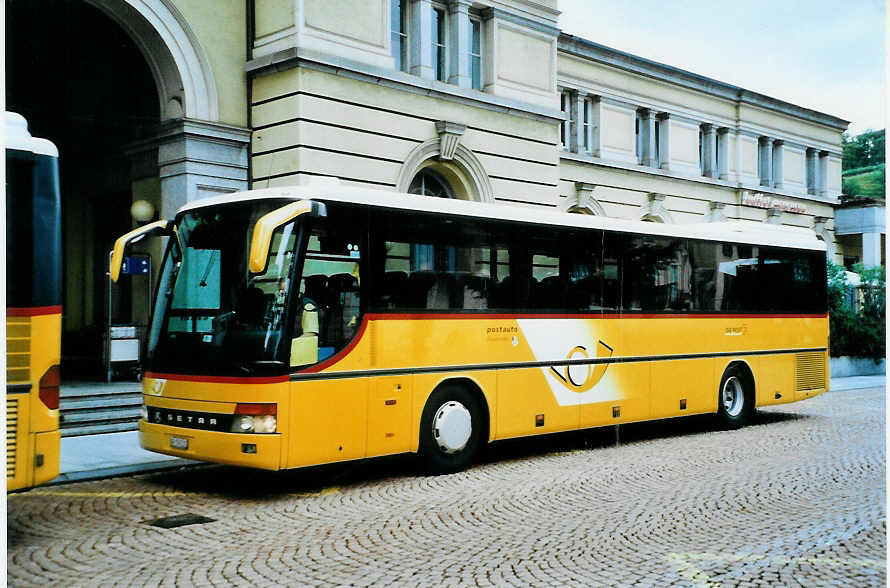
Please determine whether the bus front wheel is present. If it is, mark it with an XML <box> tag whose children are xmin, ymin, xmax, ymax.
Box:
<box><xmin>419</xmin><ymin>385</ymin><xmax>482</xmax><ymax>474</ymax></box>
<box><xmin>717</xmin><ymin>365</ymin><xmax>753</xmax><ymax>429</ymax></box>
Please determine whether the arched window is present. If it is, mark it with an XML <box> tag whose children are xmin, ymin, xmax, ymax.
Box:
<box><xmin>409</xmin><ymin>169</ymin><xmax>454</xmax><ymax>198</ymax></box>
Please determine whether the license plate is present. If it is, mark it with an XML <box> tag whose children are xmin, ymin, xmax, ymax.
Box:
<box><xmin>170</xmin><ymin>436</ymin><xmax>189</xmax><ymax>450</ymax></box>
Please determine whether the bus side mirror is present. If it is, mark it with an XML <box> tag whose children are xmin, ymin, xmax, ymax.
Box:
<box><xmin>109</xmin><ymin>220</ymin><xmax>173</xmax><ymax>282</ymax></box>
<box><xmin>248</xmin><ymin>200</ymin><xmax>326</xmax><ymax>274</ymax></box>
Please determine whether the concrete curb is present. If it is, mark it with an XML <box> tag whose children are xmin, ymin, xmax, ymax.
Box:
<box><xmin>49</xmin><ymin>459</ymin><xmax>199</xmax><ymax>485</ymax></box>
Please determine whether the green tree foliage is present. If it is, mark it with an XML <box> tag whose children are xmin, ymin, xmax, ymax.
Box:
<box><xmin>842</xmin><ymin>129</ymin><xmax>885</xmax><ymax>171</ymax></box>
<box><xmin>827</xmin><ymin>262</ymin><xmax>886</xmax><ymax>361</ymax></box>
<box><xmin>841</xmin><ymin>130</ymin><xmax>885</xmax><ymax>198</ymax></box>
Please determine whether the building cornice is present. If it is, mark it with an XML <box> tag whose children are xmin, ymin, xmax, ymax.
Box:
<box><xmin>480</xmin><ymin>7</ymin><xmax>560</xmax><ymax>37</ymax></box>
<box><xmin>247</xmin><ymin>47</ymin><xmax>565</xmax><ymax>124</ymax></box>
<box><xmin>557</xmin><ymin>34</ymin><xmax>850</xmax><ymax>132</ymax></box>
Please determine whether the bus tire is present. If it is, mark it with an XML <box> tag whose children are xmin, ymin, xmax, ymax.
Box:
<box><xmin>419</xmin><ymin>384</ymin><xmax>483</xmax><ymax>474</ymax></box>
<box><xmin>717</xmin><ymin>365</ymin><xmax>753</xmax><ymax>429</ymax></box>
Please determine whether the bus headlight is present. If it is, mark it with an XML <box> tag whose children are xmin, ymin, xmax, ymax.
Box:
<box><xmin>230</xmin><ymin>403</ymin><xmax>277</xmax><ymax>433</ymax></box>
<box><xmin>257</xmin><ymin>415</ymin><xmax>277</xmax><ymax>433</ymax></box>
<box><xmin>234</xmin><ymin>416</ymin><xmax>254</xmax><ymax>432</ymax></box>
<box><xmin>140</xmin><ymin>404</ymin><xmax>148</xmax><ymax>421</ymax></box>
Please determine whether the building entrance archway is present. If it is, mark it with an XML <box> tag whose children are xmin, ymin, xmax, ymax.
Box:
<box><xmin>7</xmin><ymin>1</ymin><xmax>247</xmax><ymax>381</ymax></box>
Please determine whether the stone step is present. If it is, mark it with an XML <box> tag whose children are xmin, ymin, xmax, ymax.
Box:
<box><xmin>60</xmin><ymin>384</ymin><xmax>142</xmax><ymax>399</ymax></box>
<box><xmin>60</xmin><ymin>421</ymin><xmax>139</xmax><ymax>438</ymax></box>
<box><xmin>60</xmin><ymin>394</ymin><xmax>143</xmax><ymax>411</ymax></box>
<box><xmin>61</xmin><ymin>407</ymin><xmax>142</xmax><ymax>425</ymax></box>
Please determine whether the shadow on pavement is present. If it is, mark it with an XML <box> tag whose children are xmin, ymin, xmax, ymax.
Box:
<box><xmin>139</xmin><ymin>409</ymin><xmax>814</xmax><ymax>498</ymax></box>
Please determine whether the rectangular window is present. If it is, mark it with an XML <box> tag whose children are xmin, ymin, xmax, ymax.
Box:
<box><xmin>582</xmin><ymin>98</ymin><xmax>592</xmax><ymax>154</ymax></box>
<box><xmin>690</xmin><ymin>241</ymin><xmax>826</xmax><ymax>313</ymax></box>
<box><xmin>390</xmin><ymin>0</ymin><xmax>408</xmax><ymax>72</ymax></box>
<box><xmin>469</xmin><ymin>18</ymin><xmax>482</xmax><ymax>90</ymax></box>
<box><xmin>432</xmin><ymin>8</ymin><xmax>446</xmax><ymax>82</ymax></box>
<box><xmin>623</xmin><ymin>236</ymin><xmax>694</xmax><ymax>312</ymax></box>
<box><xmin>654</xmin><ymin>119</ymin><xmax>661</xmax><ymax>167</ymax></box>
<box><xmin>371</xmin><ymin>212</ymin><xmax>512</xmax><ymax>311</ymax></box>
<box><xmin>699</xmin><ymin>127</ymin><xmax>705</xmax><ymax>175</ymax></box>
<box><xmin>560</xmin><ymin>90</ymin><xmax>572</xmax><ymax>150</ymax></box>
<box><xmin>635</xmin><ymin>113</ymin><xmax>642</xmax><ymax>164</ymax></box>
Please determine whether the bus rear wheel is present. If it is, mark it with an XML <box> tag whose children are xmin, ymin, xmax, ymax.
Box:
<box><xmin>419</xmin><ymin>385</ymin><xmax>482</xmax><ymax>474</ymax></box>
<box><xmin>717</xmin><ymin>365</ymin><xmax>753</xmax><ymax>429</ymax></box>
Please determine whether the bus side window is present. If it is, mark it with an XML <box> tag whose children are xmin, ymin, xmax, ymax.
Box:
<box><xmin>294</xmin><ymin>227</ymin><xmax>361</xmax><ymax>365</ymax></box>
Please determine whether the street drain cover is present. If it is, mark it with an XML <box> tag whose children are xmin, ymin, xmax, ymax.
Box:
<box><xmin>143</xmin><ymin>513</ymin><xmax>216</xmax><ymax>529</ymax></box>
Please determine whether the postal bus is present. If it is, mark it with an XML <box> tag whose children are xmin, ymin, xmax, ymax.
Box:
<box><xmin>111</xmin><ymin>181</ymin><xmax>828</xmax><ymax>474</ymax></box>
<box><xmin>6</xmin><ymin>112</ymin><xmax>62</xmax><ymax>490</ymax></box>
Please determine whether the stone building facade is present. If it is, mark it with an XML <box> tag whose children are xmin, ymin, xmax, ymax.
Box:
<box><xmin>6</xmin><ymin>0</ymin><xmax>851</xmax><ymax>375</ymax></box>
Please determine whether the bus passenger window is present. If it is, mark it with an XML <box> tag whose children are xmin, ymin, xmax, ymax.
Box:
<box><xmin>293</xmin><ymin>230</ymin><xmax>361</xmax><ymax>366</ymax></box>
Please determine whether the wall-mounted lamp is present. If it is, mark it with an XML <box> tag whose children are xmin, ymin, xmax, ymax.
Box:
<box><xmin>130</xmin><ymin>199</ymin><xmax>155</xmax><ymax>224</ymax></box>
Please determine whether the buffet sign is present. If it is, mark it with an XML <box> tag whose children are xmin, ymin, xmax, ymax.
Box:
<box><xmin>741</xmin><ymin>192</ymin><xmax>807</xmax><ymax>214</ymax></box>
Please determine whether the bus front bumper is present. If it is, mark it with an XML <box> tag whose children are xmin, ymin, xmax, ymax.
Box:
<box><xmin>139</xmin><ymin>420</ymin><xmax>282</xmax><ymax>470</ymax></box>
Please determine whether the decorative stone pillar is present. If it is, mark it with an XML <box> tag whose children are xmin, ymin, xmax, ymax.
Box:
<box><xmin>435</xmin><ymin>120</ymin><xmax>466</xmax><ymax>160</ymax></box>
<box><xmin>806</xmin><ymin>148</ymin><xmax>817</xmax><ymax>195</ymax></box>
<box><xmin>863</xmin><ymin>231</ymin><xmax>882</xmax><ymax>267</ymax></box>
<box><xmin>817</xmin><ymin>151</ymin><xmax>830</xmax><ymax>198</ymax></box>
<box><xmin>656</xmin><ymin>113</ymin><xmax>670</xmax><ymax>171</ymax></box>
<box><xmin>447</xmin><ymin>0</ymin><xmax>472</xmax><ymax>88</ymax></box>
<box><xmin>409</xmin><ymin>0</ymin><xmax>435</xmax><ymax>80</ymax></box>
<box><xmin>759</xmin><ymin>136</ymin><xmax>773</xmax><ymax>187</ymax></box>
<box><xmin>772</xmin><ymin>140</ymin><xmax>784</xmax><ymax>190</ymax></box>
<box><xmin>150</xmin><ymin>118</ymin><xmax>250</xmax><ymax>219</ymax></box>
<box><xmin>702</xmin><ymin>124</ymin><xmax>717</xmax><ymax>178</ymax></box>
<box><xmin>717</xmin><ymin>128</ymin><xmax>730</xmax><ymax>180</ymax></box>
<box><xmin>640</xmin><ymin>109</ymin><xmax>657</xmax><ymax>167</ymax></box>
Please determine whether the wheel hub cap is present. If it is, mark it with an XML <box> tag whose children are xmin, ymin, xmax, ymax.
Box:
<box><xmin>433</xmin><ymin>401</ymin><xmax>472</xmax><ymax>454</ymax></box>
<box><xmin>723</xmin><ymin>376</ymin><xmax>744</xmax><ymax>417</ymax></box>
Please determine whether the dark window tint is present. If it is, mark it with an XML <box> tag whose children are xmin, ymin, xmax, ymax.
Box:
<box><xmin>6</xmin><ymin>150</ymin><xmax>61</xmax><ymax>308</ymax></box>
<box><xmin>371</xmin><ymin>212</ymin><xmax>510</xmax><ymax>311</ymax></box>
<box><xmin>622</xmin><ymin>236</ymin><xmax>694</xmax><ymax>312</ymax></box>
<box><xmin>691</xmin><ymin>241</ymin><xmax>826</xmax><ymax>314</ymax></box>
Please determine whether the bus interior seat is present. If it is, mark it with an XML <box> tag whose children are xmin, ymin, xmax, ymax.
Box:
<box><xmin>382</xmin><ymin>271</ymin><xmax>408</xmax><ymax>308</ymax></box>
<box><xmin>405</xmin><ymin>271</ymin><xmax>436</xmax><ymax>309</ymax></box>
<box><xmin>326</xmin><ymin>273</ymin><xmax>360</xmax><ymax>342</ymax></box>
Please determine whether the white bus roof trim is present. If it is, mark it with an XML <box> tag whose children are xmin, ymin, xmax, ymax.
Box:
<box><xmin>4</xmin><ymin>111</ymin><xmax>59</xmax><ymax>157</ymax></box>
<box><xmin>177</xmin><ymin>182</ymin><xmax>826</xmax><ymax>252</ymax></box>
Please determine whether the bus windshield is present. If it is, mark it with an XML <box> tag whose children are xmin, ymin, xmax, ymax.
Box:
<box><xmin>146</xmin><ymin>201</ymin><xmax>303</xmax><ymax>377</ymax></box>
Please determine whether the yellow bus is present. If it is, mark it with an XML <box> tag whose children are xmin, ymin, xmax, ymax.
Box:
<box><xmin>6</xmin><ymin>112</ymin><xmax>62</xmax><ymax>490</ymax></box>
<box><xmin>112</xmin><ymin>182</ymin><xmax>828</xmax><ymax>474</ymax></box>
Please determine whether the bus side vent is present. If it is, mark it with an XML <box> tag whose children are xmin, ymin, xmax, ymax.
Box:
<box><xmin>795</xmin><ymin>352</ymin><xmax>826</xmax><ymax>392</ymax></box>
<box><xmin>6</xmin><ymin>317</ymin><xmax>31</xmax><ymax>383</ymax></box>
<box><xmin>7</xmin><ymin>397</ymin><xmax>18</xmax><ymax>478</ymax></box>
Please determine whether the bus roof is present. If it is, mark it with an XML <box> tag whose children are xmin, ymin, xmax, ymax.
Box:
<box><xmin>5</xmin><ymin>112</ymin><xmax>59</xmax><ymax>157</ymax></box>
<box><xmin>178</xmin><ymin>179</ymin><xmax>827</xmax><ymax>252</ymax></box>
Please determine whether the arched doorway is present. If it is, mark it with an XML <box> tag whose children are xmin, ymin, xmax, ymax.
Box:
<box><xmin>8</xmin><ymin>0</ymin><xmax>248</xmax><ymax>383</ymax></box>
<box><xmin>7</xmin><ymin>1</ymin><xmax>160</xmax><ymax>378</ymax></box>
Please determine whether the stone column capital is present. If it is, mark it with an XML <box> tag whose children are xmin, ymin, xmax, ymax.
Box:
<box><xmin>448</xmin><ymin>0</ymin><xmax>473</xmax><ymax>13</ymax></box>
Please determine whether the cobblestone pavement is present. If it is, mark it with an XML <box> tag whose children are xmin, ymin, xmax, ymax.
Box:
<box><xmin>8</xmin><ymin>386</ymin><xmax>885</xmax><ymax>587</ymax></box>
